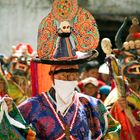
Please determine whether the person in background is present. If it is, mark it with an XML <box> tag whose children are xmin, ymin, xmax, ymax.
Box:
<box><xmin>80</xmin><ymin>60</ymin><xmax>100</xmax><ymax>80</ymax></box>
<box><xmin>76</xmin><ymin>77</ymin><xmax>105</xmax><ymax>98</ymax></box>
<box><xmin>98</xmin><ymin>62</ymin><xmax>111</xmax><ymax>85</ymax></box>
<box><xmin>110</xmin><ymin>17</ymin><xmax>140</xmax><ymax>140</ymax></box>
<box><xmin>99</xmin><ymin>85</ymin><xmax>111</xmax><ymax>102</ymax></box>
<box><xmin>79</xmin><ymin>60</ymin><xmax>105</xmax><ymax>89</ymax></box>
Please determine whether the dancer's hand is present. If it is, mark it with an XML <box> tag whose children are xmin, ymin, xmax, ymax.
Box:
<box><xmin>3</xmin><ymin>95</ymin><xmax>13</xmax><ymax>112</ymax></box>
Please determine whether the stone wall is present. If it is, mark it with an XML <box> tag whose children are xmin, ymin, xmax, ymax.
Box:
<box><xmin>87</xmin><ymin>0</ymin><xmax>140</xmax><ymax>15</ymax></box>
<box><xmin>0</xmin><ymin>0</ymin><xmax>140</xmax><ymax>56</ymax></box>
<box><xmin>0</xmin><ymin>0</ymin><xmax>51</xmax><ymax>56</ymax></box>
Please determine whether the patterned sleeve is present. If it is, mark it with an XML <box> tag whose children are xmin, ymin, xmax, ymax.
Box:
<box><xmin>90</xmin><ymin>98</ymin><xmax>108</xmax><ymax>135</ymax></box>
<box><xmin>17</xmin><ymin>98</ymin><xmax>34</xmax><ymax>124</ymax></box>
<box><xmin>8</xmin><ymin>101</ymin><xmax>36</xmax><ymax>139</ymax></box>
<box><xmin>95</xmin><ymin>99</ymin><xmax>121</xmax><ymax>140</ymax></box>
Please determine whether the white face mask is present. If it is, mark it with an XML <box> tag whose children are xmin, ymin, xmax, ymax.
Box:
<box><xmin>53</xmin><ymin>79</ymin><xmax>77</xmax><ymax>116</ymax></box>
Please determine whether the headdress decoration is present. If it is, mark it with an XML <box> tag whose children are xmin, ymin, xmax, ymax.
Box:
<box><xmin>33</xmin><ymin>0</ymin><xmax>99</xmax><ymax>65</ymax></box>
<box><xmin>16</xmin><ymin>43</ymin><xmax>33</xmax><ymax>55</ymax></box>
<box><xmin>31</xmin><ymin>0</ymin><xmax>100</xmax><ymax>95</ymax></box>
<box><xmin>115</xmin><ymin>17</ymin><xmax>140</xmax><ymax>79</ymax></box>
<box><xmin>126</xmin><ymin>17</ymin><xmax>140</xmax><ymax>41</ymax></box>
<box><xmin>52</xmin><ymin>0</ymin><xmax>78</xmax><ymax>22</ymax></box>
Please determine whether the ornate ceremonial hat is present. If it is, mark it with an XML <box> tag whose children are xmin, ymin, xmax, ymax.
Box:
<box><xmin>115</xmin><ymin>17</ymin><xmax>140</xmax><ymax>79</ymax></box>
<box><xmin>33</xmin><ymin>0</ymin><xmax>99</xmax><ymax>65</ymax></box>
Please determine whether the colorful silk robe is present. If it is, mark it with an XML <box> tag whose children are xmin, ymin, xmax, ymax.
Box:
<box><xmin>111</xmin><ymin>100</ymin><xmax>140</xmax><ymax>140</ymax></box>
<box><xmin>18</xmin><ymin>89</ymin><xmax>120</xmax><ymax>140</ymax></box>
<box><xmin>0</xmin><ymin>100</ymin><xmax>36</xmax><ymax>140</ymax></box>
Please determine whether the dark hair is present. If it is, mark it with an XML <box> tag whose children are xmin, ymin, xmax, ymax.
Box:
<box><xmin>85</xmin><ymin>60</ymin><xmax>99</xmax><ymax>71</ymax></box>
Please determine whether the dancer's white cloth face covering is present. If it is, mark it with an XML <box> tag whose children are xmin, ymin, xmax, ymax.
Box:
<box><xmin>53</xmin><ymin>79</ymin><xmax>77</xmax><ymax>116</ymax></box>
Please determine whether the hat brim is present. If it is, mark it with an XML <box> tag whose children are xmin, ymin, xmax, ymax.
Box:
<box><xmin>32</xmin><ymin>50</ymin><xmax>98</xmax><ymax>65</ymax></box>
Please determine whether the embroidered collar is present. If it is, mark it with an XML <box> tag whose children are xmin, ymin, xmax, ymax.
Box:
<box><xmin>43</xmin><ymin>92</ymin><xmax>79</xmax><ymax>140</ymax></box>
<box><xmin>48</xmin><ymin>92</ymin><xmax>56</xmax><ymax>105</ymax></box>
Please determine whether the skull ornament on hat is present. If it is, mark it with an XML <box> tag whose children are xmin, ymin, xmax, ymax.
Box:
<box><xmin>34</xmin><ymin>0</ymin><xmax>99</xmax><ymax>65</ymax></box>
<box><xmin>59</xmin><ymin>21</ymin><xmax>71</xmax><ymax>33</ymax></box>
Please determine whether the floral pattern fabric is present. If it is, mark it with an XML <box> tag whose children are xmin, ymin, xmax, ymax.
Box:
<box><xmin>18</xmin><ymin>91</ymin><xmax>120</xmax><ymax>140</ymax></box>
